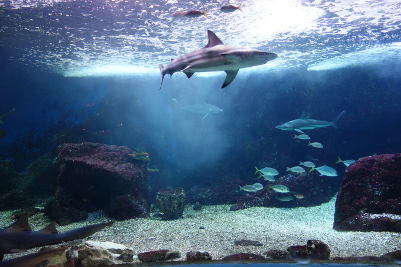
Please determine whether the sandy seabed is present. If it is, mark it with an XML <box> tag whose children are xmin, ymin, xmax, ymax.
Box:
<box><xmin>1</xmin><ymin>196</ymin><xmax>401</xmax><ymax>262</ymax></box>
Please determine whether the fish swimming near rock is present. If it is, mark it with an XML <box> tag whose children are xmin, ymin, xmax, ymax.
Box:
<box><xmin>220</xmin><ymin>3</ymin><xmax>243</xmax><ymax>12</ymax></box>
<box><xmin>269</xmin><ymin>184</ymin><xmax>290</xmax><ymax>193</ymax></box>
<box><xmin>173</xmin><ymin>9</ymin><xmax>209</xmax><ymax>18</ymax></box>
<box><xmin>0</xmin><ymin>213</ymin><xmax>114</xmax><ymax>262</ymax></box>
<box><xmin>309</xmin><ymin>165</ymin><xmax>338</xmax><ymax>176</ymax></box>
<box><xmin>254</xmin><ymin>166</ymin><xmax>279</xmax><ymax>176</ymax></box>
<box><xmin>286</xmin><ymin>166</ymin><xmax>306</xmax><ymax>173</ymax></box>
<box><xmin>159</xmin><ymin>30</ymin><xmax>277</xmax><ymax>89</ymax></box>
<box><xmin>240</xmin><ymin>183</ymin><xmax>264</xmax><ymax>192</ymax></box>
<box><xmin>172</xmin><ymin>99</ymin><xmax>223</xmax><ymax>119</ymax></box>
<box><xmin>335</xmin><ymin>156</ymin><xmax>356</xmax><ymax>167</ymax></box>
<box><xmin>275</xmin><ymin>110</ymin><xmax>346</xmax><ymax>131</ymax></box>
<box><xmin>299</xmin><ymin>161</ymin><xmax>315</xmax><ymax>168</ymax></box>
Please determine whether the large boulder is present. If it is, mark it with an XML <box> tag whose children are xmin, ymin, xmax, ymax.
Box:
<box><xmin>49</xmin><ymin>142</ymin><xmax>149</xmax><ymax>225</ymax></box>
<box><xmin>334</xmin><ymin>154</ymin><xmax>401</xmax><ymax>232</ymax></box>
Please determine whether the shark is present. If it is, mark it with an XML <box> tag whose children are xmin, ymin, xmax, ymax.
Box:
<box><xmin>275</xmin><ymin>110</ymin><xmax>346</xmax><ymax>131</ymax></box>
<box><xmin>159</xmin><ymin>30</ymin><xmax>277</xmax><ymax>89</ymax></box>
<box><xmin>0</xmin><ymin>247</ymin><xmax>67</xmax><ymax>267</ymax></box>
<box><xmin>172</xmin><ymin>98</ymin><xmax>223</xmax><ymax>119</ymax></box>
<box><xmin>0</xmin><ymin>108</ymin><xmax>15</xmax><ymax>124</ymax></box>
<box><xmin>0</xmin><ymin>213</ymin><xmax>114</xmax><ymax>262</ymax></box>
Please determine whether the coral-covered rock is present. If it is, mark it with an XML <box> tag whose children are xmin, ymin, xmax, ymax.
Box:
<box><xmin>137</xmin><ymin>250</ymin><xmax>181</xmax><ymax>262</ymax></box>
<box><xmin>264</xmin><ymin>250</ymin><xmax>291</xmax><ymax>260</ymax></box>
<box><xmin>287</xmin><ymin>245</ymin><xmax>309</xmax><ymax>260</ymax></box>
<box><xmin>334</xmin><ymin>154</ymin><xmax>401</xmax><ymax>232</ymax></box>
<box><xmin>50</xmin><ymin>142</ymin><xmax>149</xmax><ymax>225</ymax></box>
<box><xmin>222</xmin><ymin>253</ymin><xmax>265</xmax><ymax>260</ymax></box>
<box><xmin>186</xmin><ymin>251</ymin><xmax>212</xmax><ymax>261</ymax></box>
<box><xmin>306</xmin><ymin>240</ymin><xmax>330</xmax><ymax>260</ymax></box>
<box><xmin>156</xmin><ymin>187</ymin><xmax>186</xmax><ymax>219</ymax></box>
<box><xmin>287</xmin><ymin>240</ymin><xmax>330</xmax><ymax>261</ymax></box>
<box><xmin>187</xmin><ymin>178</ymin><xmax>245</xmax><ymax>205</ymax></box>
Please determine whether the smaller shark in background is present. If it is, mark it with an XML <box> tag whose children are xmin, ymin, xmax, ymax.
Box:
<box><xmin>0</xmin><ymin>108</ymin><xmax>15</xmax><ymax>124</ymax></box>
<box><xmin>172</xmin><ymin>99</ymin><xmax>223</xmax><ymax>119</ymax></box>
<box><xmin>159</xmin><ymin>30</ymin><xmax>277</xmax><ymax>89</ymax></box>
<box><xmin>275</xmin><ymin>110</ymin><xmax>346</xmax><ymax>131</ymax></box>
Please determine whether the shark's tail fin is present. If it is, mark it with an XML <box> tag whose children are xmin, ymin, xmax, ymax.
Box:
<box><xmin>159</xmin><ymin>64</ymin><xmax>165</xmax><ymax>90</ymax></box>
<box><xmin>238</xmin><ymin>3</ymin><xmax>243</xmax><ymax>12</ymax></box>
<box><xmin>332</xmin><ymin>110</ymin><xmax>346</xmax><ymax>128</ymax></box>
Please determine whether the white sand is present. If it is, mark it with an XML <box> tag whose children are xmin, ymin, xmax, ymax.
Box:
<box><xmin>1</xmin><ymin>196</ymin><xmax>401</xmax><ymax>262</ymax></box>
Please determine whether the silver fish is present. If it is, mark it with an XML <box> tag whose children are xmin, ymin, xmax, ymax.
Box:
<box><xmin>262</xmin><ymin>174</ymin><xmax>275</xmax><ymax>182</ymax></box>
<box><xmin>276</xmin><ymin>193</ymin><xmax>294</xmax><ymax>201</ymax></box>
<box><xmin>299</xmin><ymin>161</ymin><xmax>315</xmax><ymax>168</ymax></box>
<box><xmin>286</xmin><ymin>166</ymin><xmax>306</xmax><ymax>173</ymax></box>
<box><xmin>276</xmin><ymin>111</ymin><xmax>346</xmax><ymax>131</ymax></box>
<box><xmin>159</xmin><ymin>30</ymin><xmax>277</xmax><ymax>89</ymax></box>
<box><xmin>252</xmin><ymin>183</ymin><xmax>264</xmax><ymax>191</ymax></box>
<box><xmin>308</xmin><ymin>142</ymin><xmax>323</xmax><ymax>148</ymax></box>
<box><xmin>294</xmin><ymin>134</ymin><xmax>310</xmax><ymax>140</ymax></box>
<box><xmin>270</xmin><ymin>184</ymin><xmax>290</xmax><ymax>193</ymax></box>
<box><xmin>309</xmin><ymin>165</ymin><xmax>338</xmax><ymax>176</ymax></box>
<box><xmin>240</xmin><ymin>185</ymin><xmax>258</xmax><ymax>192</ymax></box>
<box><xmin>255</xmin><ymin>166</ymin><xmax>279</xmax><ymax>176</ymax></box>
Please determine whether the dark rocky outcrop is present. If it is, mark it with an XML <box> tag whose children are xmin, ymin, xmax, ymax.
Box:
<box><xmin>186</xmin><ymin>251</ymin><xmax>212</xmax><ymax>261</ymax></box>
<box><xmin>137</xmin><ymin>250</ymin><xmax>181</xmax><ymax>262</ymax></box>
<box><xmin>156</xmin><ymin>187</ymin><xmax>186</xmax><ymax>219</ymax></box>
<box><xmin>287</xmin><ymin>240</ymin><xmax>330</xmax><ymax>261</ymax></box>
<box><xmin>334</xmin><ymin>154</ymin><xmax>401</xmax><ymax>232</ymax></box>
<box><xmin>49</xmin><ymin>142</ymin><xmax>149</xmax><ymax>225</ymax></box>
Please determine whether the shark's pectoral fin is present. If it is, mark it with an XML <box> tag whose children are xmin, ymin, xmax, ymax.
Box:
<box><xmin>184</xmin><ymin>71</ymin><xmax>194</xmax><ymax>79</ymax></box>
<box><xmin>202</xmin><ymin>112</ymin><xmax>209</xmax><ymax>120</ymax></box>
<box><xmin>222</xmin><ymin>70</ymin><xmax>239</xmax><ymax>88</ymax></box>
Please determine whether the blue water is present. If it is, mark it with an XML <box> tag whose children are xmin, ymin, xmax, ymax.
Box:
<box><xmin>0</xmin><ymin>0</ymin><xmax>401</xmax><ymax>207</ymax></box>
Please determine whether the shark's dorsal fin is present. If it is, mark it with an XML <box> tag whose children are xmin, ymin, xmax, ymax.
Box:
<box><xmin>299</xmin><ymin>111</ymin><xmax>308</xmax><ymax>119</ymax></box>
<box><xmin>5</xmin><ymin>213</ymin><xmax>32</xmax><ymax>232</ymax></box>
<box><xmin>222</xmin><ymin>70</ymin><xmax>239</xmax><ymax>88</ymax></box>
<box><xmin>204</xmin><ymin>30</ymin><xmax>224</xmax><ymax>48</ymax></box>
<box><xmin>39</xmin><ymin>221</ymin><xmax>58</xmax><ymax>234</ymax></box>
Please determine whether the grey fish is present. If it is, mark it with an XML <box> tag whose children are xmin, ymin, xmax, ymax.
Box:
<box><xmin>240</xmin><ymin>185</ymin><xmax>258</xmax><ymax>192</ymax></box>
<box><xmin>299</xmin><ymin>161</ymin><xmax>315</xmax><ymax>168</ymax></box>
<box><xmin>269</xmin><ymin>184</ymin><xmax>290</xmax><ymax>193</ymax></box>
<box><xmin>308</xmin><ymin>142</ymin><xmax>323</xmax><ymax>148</ymax></box>
<box><xmin>240</xmin><ymin>182</ymin><xmax>263</xmax><ymax>192</ymax></box>
<box><xmin>252</xmin><ymin>183</ymin><xmax>264</xmax><ymax>191</ymax></box>
<box><xmin>172</xmin><ymin>99</ymin><xmax>222</xmax><ymax>119</ymax></box>
<box><xmin>262</xmin><ymin>174</ymin><xmax>275</xmax><ymax>182</ymax></box>
<box><xmin>159</xmin><ymin>30</ymin><xmax>277</xmax><ymax>89</ymax></box>
<box><xmin>309</xmin><ymin>165</ymin><xmax>338</xmax><ymax>176</ymax></box>
<box><xmin>294</xmin><ymin>133</ymin><xmax>310</xmax><ymax>140</ymax></box>
<box><xmin>255</xmin><ymin>166</ymin><xmax>279</xmax><ymax>176</ymax></box>
<box><xmin>286</xmin><ymin>166</ymin><xmax>305</xmax><ymax>173</ymax></box>
<box><xmin>275</xmin><ymin>110</ymin><xmax>346</xmax><ymax>131</ymax></box>
<box><xmin>276</xmin><ymin>193</ymin><xmax>294</xmax><ymax>201</ymax></box>
<box><xmin>220</xmin><ymin>3</ymin><xmax>243</xmax><ymax>12</ymax></box>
